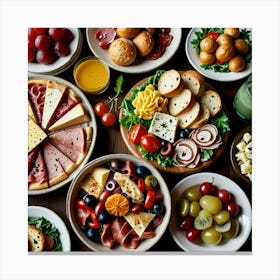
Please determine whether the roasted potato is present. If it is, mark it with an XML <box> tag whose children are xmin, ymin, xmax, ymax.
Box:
<box><xmin>216</xmin><ymin>33</ymin><xmax>233</xmax><ymax>45</ymax></box>
<box><xmin>199</xmin><ymin>51</ymin><xmax>216</xmax><ymax>65</ymax></box>
<box><xmin>228</xmin><ymin>55</ymin><xmax>245</xmax><ymax>72</ymax></box>
<box><xmin>200</xmin><ymin>37</ymin><xmax>217</xmax><ymax>53</ymax></box>
<box><xmin>234</xmin><ymin>39</ymin><xmax>249</xmax><ymax>55</ymax></box>
<box><xmin>215</xmin><ymin>43</ymin><xmax>235</xmax><ymax>62</ymax></box>
<box><xmin>224</xmin><ymin>28</ymin><xmax>240</xmax><ymax>38</ymax></box>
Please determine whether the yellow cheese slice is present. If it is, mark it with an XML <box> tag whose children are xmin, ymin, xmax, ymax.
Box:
<box><xmin>28</xmin><ymin>100</ymin><xmax>37</xmax><ymax>123</ymax></box>
<box><xmin>80</xmin><ymin>167</ymin><xmax>110</xmax><ymax>199</ymax></box>
<box><xmin>113</xmin><ymin>172</ymin><xmax>144</xmax><ymax>202</ymax></box>
<box><xmin>28</xmin><ymin>118</ymin><xmax>47</xmax><ymax>153</ymax></box>
<box><xmin>124</xmin><ymin>212</ymin><xmax>155</xmax><ymax>237</ymax></box>
<box><xmin>48</xmin><ymin>103</ymin><xmax>90</xmax><ymax>131</ymax></box>
<box><xmin>41</xmin><ymin>81</ymin><xmax>66</xmax><ymax>129</ymax></box>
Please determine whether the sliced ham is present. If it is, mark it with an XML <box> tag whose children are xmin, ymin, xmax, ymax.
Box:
<box><xmin>101</xmin><ymin>223</ymin><xmax>115</xmax><ymax>249</ymax></box>
<box><xmin>28</xmin><ymin>148</ymin><xmax>38</xmax><ymax>173</ymax></box>
<box><xmin>76</xmin><ymin>207</ymin><xmax>91</xmax><ymax>227</ymax></box>
<box><xmin>28</xmin><ymin>150</ymin><xmax>48</xmax><ymax>190</ymax></box>
<box><xmin>48</xmin><ymin>127</ymin><xmax>85</xmax><ymax>153</ymax></box>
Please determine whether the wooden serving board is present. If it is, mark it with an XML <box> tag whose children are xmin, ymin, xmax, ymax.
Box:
<box><xmin>119</xmin><ymin>73</ymin><xmax>230</xmax><ymax>174</ymax></box>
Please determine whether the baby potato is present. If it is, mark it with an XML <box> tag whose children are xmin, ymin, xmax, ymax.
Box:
<box><xmin>216</xmin><ymin>33</ymin><xmax>233</xmax><ymax>45</ymax></box>
<box><xmin>224</xmin><ymin>28</ymin><xmax>240</xmax><ymax>38</ymax></box>
<box><xmin>228</xmin><ymin>55</ymin><xmax>245</xmax><ymax>72</ymax></box>
<box><xmin>199</xmin><ymin>51</ymin><xmax>216</xmax><ymax>65</ymax></box>
<box><xmin>215</xmin><ymin>43</ymin><xmax>235</xmax><ymax>62</ymax></box>
<box><xmin>200</xmin><ymin>37</ymin><xmax>217</xmax><ymax>53</ymax></box>
<box><xmin>234</xmin><ymin>39</ymin><xmax>249</xmax><ymax>55</ymax></box>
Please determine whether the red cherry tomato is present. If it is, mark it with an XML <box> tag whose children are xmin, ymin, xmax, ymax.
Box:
<box><xmin>216</xmin><ymin>59</ymin><xmax>224</xmax><ymax>65</ymax></box>
<box><xmin>216</xmin><ymin>189</ymin><xmax>231</xmax><ymax>203</ymax></box>
<box><xmin>140</xmin><ymin>134</ymin><xmax>161</xmax><ymax>153</ymax></box>
<box><xmin>101</xmin><ymin>112</ymin><xmax>117</xmax><ymax>127</ymax></box>
<box><xmin>179</xmin><ymin>216</ymin><xmax>194</xmax><ymax>231</ymax></box>
<box><xmin>205</xmin><ymin>32</ymin><xmax>219</xmax><ymax>40</ymax></box>
<box><xmin>186</xmin><ymin>227</ymin><xmax>201</xmax><ymax>243</ymax></box>
<box><xmin>145</xmin><ymin>190</ymin><xmax>155</xmax><ymax>209</ymax></box>
<box><xmin>129</xmin><ymin>124</ymin><xmax>148</xmax><ymax>144</ymax></box>
<box><xmin>93</xmin><ymin>102</ymin><xmax>109</xmax><ymax>117</ymax></box>
<box><xmin>224</xmin><ymin>200</ymin><xmax>239</xmax><ymax>217</ymax></box>
<box><xmin>137</xmin><ymin>178</ymin><xmax>146</xmax><ymax>192</ymax></box>
<box><xmin>199</xmin><ymin>181</ymin><xmax>215</xmax><ymax>195</ymax></box>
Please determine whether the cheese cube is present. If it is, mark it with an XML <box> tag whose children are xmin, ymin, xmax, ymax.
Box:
<box><xmin>240</xmin><ymin>161</ymin><xmax>252</xmax><ymax>174</ymax></box>
<box><xmin>236</xmin><ymin>141</ymin><xmax>246</xmax><ymax>152</ymax></box>
<box><xmin>148</xmin><ymin>112</ymin><xmax>178</xmax><ymax>143</ymax></box>
<box><xmin>243</xmin><ymin>132</ymin><xmax>252</xmax><ymax>144</ymax></box>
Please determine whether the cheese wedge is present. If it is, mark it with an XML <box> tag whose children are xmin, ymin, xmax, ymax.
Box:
<box><xmin>113</xmin><ymin>172</ymin><xmax>144</xmax><ymax>202</ymax></box>
<box><xmin>28</xmin><ymin>118</ymin><xmax>47</xmax><ymax>153</ymax></box>
<box><xmin>48</xmin><ymin>103</ymin><xmax>90</xmax><ymax>131</ymax></box>
<box><xmin>41</xmin><ymin>81</ymin><xmax>66</xmax><ymax>129</ymax></box>
<box><xmin>80</xmin><ymin>167</ymin><xmax>110</xmax><ymax>199</ymax></box>
<box><xmin>28</xmin><ymin>100</ymin><xmax>37</xmax><ymax>123</ymax></box>
<box><xmin>124</xmin><ymin>212</ymin><xmax>155</xmax><ymax>237</ymax></box>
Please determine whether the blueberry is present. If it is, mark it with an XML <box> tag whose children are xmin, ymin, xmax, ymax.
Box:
<box><xmin>135</xmin><ymin>165</ymin><xmax>151</xmax><ymax>178</ymax></box>
<box><xmin>178</xmin><ymin>128</ymin><xmax>191</xmax><ymax>139</ymax></box>
<box><xmin>86</xmin><ymin>228</ymin><xmax>101</xmax><ymax>242</ymax></box>
<box><xmin>83</xmin><ymin>194</ymin><xmax>97</xmax><ymax>208</ymax></box>
<box><xmin>98</xmin><ymin>210</ymin><xmax>111</xmax><ymax>224</ymax></box>
<box><xmin>151</xmin><ymin>201</ymin><xmax>166</xmax><ymax>215</ymax></box>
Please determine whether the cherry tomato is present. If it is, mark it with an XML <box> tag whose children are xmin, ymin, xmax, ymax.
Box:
<box><xmin>186</xmin><ymin>227</ymin><xmax>201</xmax><ymax>243</ymax></box>
<box><xmin>137</xmin><ymin>178</ymin><xmax>146</xmax><ymax>192</ymax></box>
<box><xmin>129</xmin><ymin>124</ymin><xmax>148</xmax><ymax>144</ymax></box>
<box><xmin>205</xmin><ymin>32</ymin><xmax>219</xmax><ymax>40</ymax></box>
<box><xmin>199</xmin><ymin>181</ymin><xmax>215</xmax><ymax>195</ymax></box>
<box><xmin>145</xmin><ymin>190</ymin><xmax>155</xmax><ymax>209</ymax></box>
<box><xmin>140</xmin><ymin>134</ymin><xmax>161</xmax><ymax>153</ymax></box>
<box><xmin>179</xmin><ymin>216</ymin><xmax>194</xmax><ymax>231</ymax></box>
<box><xmin>216</xmin><ymin>189</ymin><xmax>231</xmax><ymax>203</ymax></box>
<box><xmin>224</xmin><ymin>200</ymin><xmax>239</xmax><ymax>217</ymax></box>
<box><xmin>93</xmin><ymin>102</ymin><xmax>109</xmax><ymax>117</ymax></box>
<box><xmin>101</xmin><ymin>112</ymin><xmax>117</xmax><ymax>127</ymax></box>
<box><xmin>216</xmin><ymin>59</ymin><xmax>224</xmax><ymax>65</ymax></box>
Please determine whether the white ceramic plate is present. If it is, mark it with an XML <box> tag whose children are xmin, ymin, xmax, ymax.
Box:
<box><xmin>28</xmin><ymin>28</ymin><xmax>82</xmax><ymax>75</ymax></box>
<box><xmin>28</xmin><ymin>75</ymin><xmax>97</xmax><ymax>195</ymax></box>
<box><xmin>169</xmin><ymin>172</ymin><xmax>252</xmax><ymax>252</ymax></box>
<box><xmin>86</xmin><ymin>28</ymin><xmax>182</xmax><ymax>74</ymax></box>
<box><xmin>28</xmin><ymin>205</ymin><xmax>71</xmax><ymax>251</ymax></box>
<box><xmin>185</xmin><ymin>28</ymin><xmax>252</xmax><ymax>82</ymax></box>
<box><xmin>66</xmin><ymin>154</ymin><xmax>171</xmax><ymax>252</ymax></box>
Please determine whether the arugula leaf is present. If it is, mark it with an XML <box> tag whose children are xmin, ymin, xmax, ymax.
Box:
<box><xmin>201</xmin><ymin>62</ymin><xmax>230</xmax><ymax>73</ymax></box>
<box><xmin>28</xmin><ymin>216</ymin><xmax>62</xmax><ymax>251</ymax></box>
<box><xmin>200</xmin><ymin>149</ymin><xmax>214</xmax><ymax>161</ymax></box>
<box><xmin>210</xmin><ymin>110</ymin><xmax>230</xmax><ymax>136</ymax></box>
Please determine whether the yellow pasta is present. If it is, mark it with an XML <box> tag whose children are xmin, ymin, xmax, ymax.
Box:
<box><xmin>132</xmin><ymin>84</ymin><xmax>168</xmax><ymax>120</ymax></box>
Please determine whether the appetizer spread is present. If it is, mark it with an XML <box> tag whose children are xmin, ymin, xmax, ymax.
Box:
<box><xmin>28</xmin><ymin>78</ymin><xmax>93</xmax><ymax>190</ymax></box>
<box><xmin>120</xmin><ymin>69</ymin><xmax>230</xmax><ymax>171</ymax></box>
<box><xmin>95</xmin><ymin>28</ymin><xmax>173</xmax><ymax>66</ymax></box>
<box><xmin>191</xmin><ymin>28</ymin><xmax>252</xmax><ymax>73</ymax></box>
<box><xmin>74</xmin><ymin>159</ymin><xmax>167</xmax><ymax>249</ymax></box>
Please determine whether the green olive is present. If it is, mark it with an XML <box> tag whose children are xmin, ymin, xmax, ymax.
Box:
<box><xmin>189</xmin><ymin>201</ymin><xmax>201</xmax><ymax>217</ymax></box>
<box><xmin>177</xmin><ymin>198</ymin><xmax>190</xmax><ymax>217</ymax></box>
<box><xmin>144</xmin><ymin>175</ymin><xmax>158</xmax><ymax>188</ymax></box>
<box><xmin>184</xmin><ymin>187</ymin><xmax>202</xmax><ymax>202</ymax></box>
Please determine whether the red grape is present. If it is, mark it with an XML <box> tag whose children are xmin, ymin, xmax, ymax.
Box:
<box><xmin>28</xmin><ymin>48</ymin><xmax>36</xmax><ymax>62</ymax></box>
<box><xmin>53</xmin><ymin>41</ymin><xmax>70</xmax><ymax>57</ymax></box>
<box><xmin>33</xmin><ymin>28</ymin><xmax>48</xmax><ymax>34</ymax></box>
<box><xmin>48</xmin><ymin>28</ymin><xmax>64</xmax><ymax>41</ymax></box>
<box><xmin>36</xmin><ymin>50</ymin><xmax>54</xmax><ymax>64</ymax></box>
<box><xmin>61</xmin><ymin>28</ymin><xmax>74</xmax><ymax>43</ymax></box>
<box><xmin>35</xmin><ymin>34</ymin><xmax>51</xmax><ymax>50</ymax></box>
<box><xmin>28</xmin><ymin>28</ymin><xmax>38</xmax><ymax>40</ymax></box>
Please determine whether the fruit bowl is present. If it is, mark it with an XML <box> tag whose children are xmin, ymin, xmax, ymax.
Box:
<box><xmin>66</xmin><ymin>154</ymin><xmax>171</xmax><ymax>252</ymax></box>
<box><xmin>169</xmin><ymin>172</ymin><xmax>252</xmax><ymax>252</ymax></box>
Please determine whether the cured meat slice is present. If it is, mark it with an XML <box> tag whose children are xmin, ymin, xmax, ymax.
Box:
<box><xmin>28</xmin><ymin>150</ymin><xmax>48</xmax><ymax>190</ymax></box>
<box><xmin>28</xmin><ymin>148</ymin><xmax>38</xmax><ymax>172</ymax></box>
<box><xmin>48</xmin><ymin>127</ymin><xmax>85</xmax><ymax>153</ymax></box>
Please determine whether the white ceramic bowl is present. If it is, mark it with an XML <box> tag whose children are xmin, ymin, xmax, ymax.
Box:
<box><xmin>28</xmin><ymin>205</ymin><xmax>71</xmax><ymax>252</ymax></box>
<box><xmin>169</xmin><ymin>172</ymin><xmax>252</xmax><ymax>252</ymax></box>
<box><xmin>66</xmin><ymin>154</ymin><xmax>171</xmax><ymax>252</ymax></box>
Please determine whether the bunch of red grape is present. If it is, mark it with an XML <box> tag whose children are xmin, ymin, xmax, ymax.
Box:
<box><xmin>28</xmin><ymin>28</ymin><xmax>74</xmax><ymax>65</ymax></box>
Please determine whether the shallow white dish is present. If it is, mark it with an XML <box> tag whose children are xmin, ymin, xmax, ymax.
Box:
<box><xmin>28</xmin><ymin>74</ymin><xmax>97</xmax><ymax>195</ymax></box>
<box><xmin>28</xmin><ymin>28</ymin><xmax>82</xmax><ymax>75</ymax></box>
<box><xmin>185</xmin><ymin>28</ymin><xmax>252</xmax><ymax>82</ymax></box>
<box><xmin>86</xmin><ymin>28</ymin><xmax>182</xmax><ymax>74</ymax></box>
<box><xmin>169</xmin><ymin>172</ymin><xmax>252</xmax><ymax>252</ymax></box>
<box><xmin>28</xmin><ymin>205</ymin><xmax>71</xmax><ymax>251</ymax></box>
<box><xmin>66</xmin><ymin>154</ymin><xmax>171</xmax><ymax>252</ymax></box>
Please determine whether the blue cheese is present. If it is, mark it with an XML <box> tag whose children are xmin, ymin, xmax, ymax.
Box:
<box><xmin>148</xmin><ymin>112</ymin><xmax>178</xmax><ymax>143</ymax></box>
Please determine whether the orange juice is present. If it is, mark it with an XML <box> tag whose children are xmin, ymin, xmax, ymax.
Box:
<box><xmin>74</xmin><ymin>57</ymin><xmax>110</xmax><ymax>94</ymax></box>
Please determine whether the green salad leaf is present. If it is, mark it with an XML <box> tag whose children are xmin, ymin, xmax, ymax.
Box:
<box><xmin>28</xmin><ymin>216</ymin><xmax>62</xmax><ymax>251</ymax></box>
<box><xmin>200</xmin><ymin>149</ymin><xmax>214</xmax><ymax>161</ymax></box>
<box><xmin>210</xmin><ymin>110</ymin><xmax>231</xmax><ymax>136</ymax></box>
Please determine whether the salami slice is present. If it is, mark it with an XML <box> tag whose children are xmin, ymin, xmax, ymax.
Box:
<box><xmin>158</xmin><ymin>33</ymin><xmax>173</xmax><ymax>48</ymax></box>
<box><xmin>95</xmin><ymin>28</ymin><xmax>116</xmax><ymax>49</ymax></box>
<box><xmin>28</xmin><ymin>150</ymin><xmax>48</xmax><ymax>190</ymax></box>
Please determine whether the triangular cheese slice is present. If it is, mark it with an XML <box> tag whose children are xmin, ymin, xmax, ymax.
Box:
<box><xmin>28</xmin><ymin>99</ymin><xmax>37</xmax><ymax>123</ymax></box>
<box><xmin>41</xmin><ymin>81</ymin><xmax>66</xmax><ymax>129</ymax></box>
<box><xmin>48</xmin><ymin>103</ymin><xmax>90</xmax><ymax>131</ymax></box>
<box><xmin>28</xmin><ymin>118</ymin><xmax>47</xmax><ymax>153</ymax></box>
<box><xmin>124</xmin><ymin>212</ymin><xmax>155</xmax><ymax>237</ymax></box>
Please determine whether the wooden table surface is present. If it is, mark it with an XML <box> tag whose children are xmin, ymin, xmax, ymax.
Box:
<box><xmin>28</xmin><ymin>28</ymin><xmax>252</xmax><ymax>252</ymax></box>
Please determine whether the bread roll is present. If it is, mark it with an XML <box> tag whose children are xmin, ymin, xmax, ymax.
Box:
<box><xmin>133</xmin><ymin>31</ymin><xmax>154</xmax><ymax>57</ymax></box>
<box><xmin>108</xmin><ymin>38</ymin><xmax>137</xmax><ymax>66</ymax></box>
<box><xmin>116</xmin><ymin>28</ymin><xmax>140</xmax><ymax>39</ymax></box>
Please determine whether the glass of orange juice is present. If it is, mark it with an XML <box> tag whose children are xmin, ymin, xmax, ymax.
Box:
<box><xmin>73</xmin><ymin>57</ymin><xmax>110</xmax><ymax>94</ymax></box>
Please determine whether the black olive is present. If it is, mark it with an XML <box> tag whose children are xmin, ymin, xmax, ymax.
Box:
<box><xmin>178</xmin><ymin>128</ymin><xmax>191</xmax><ymax>139</ymax></box>
<box><xmin>86</xmin><ymin>228</ymin><xmax>101</xmax><ymax>242</ymax></box>
<box><xmin>110</xmin><ymin>159</ymin><xmax>121</xmax><ymax>172</ymax></box>
<box><xmin>135</xmin><ymin>165</ymin><xmax>151</xmax><ymax>178</ymax></box>
<box><xmin>105</xmin><ymin>178</ymin><xmax>118</xmax><ymax>191</ymax></box>
<box><xmin>151</xmin><ymin>201</ymin><xmax>166</xmax><ymax>215</ymax></box>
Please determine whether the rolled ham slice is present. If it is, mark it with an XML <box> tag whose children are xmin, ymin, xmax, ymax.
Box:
<box><xmin>190</xmin><ymin>124</ymin><xmax>218</xmax><ymax>148</ymax></box>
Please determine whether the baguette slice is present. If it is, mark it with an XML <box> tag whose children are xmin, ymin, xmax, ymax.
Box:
<box><xmin>168</xmin><ymin>88</ymin><xmax>195</xmax><ymax>116</ymax></box>
<box><xmin>189</xmin><ymin>103</ymin><xmax>211</xmax><ymax>129</ymax></box>
<box><xmin>177</xmin><ymin>101</ymin><xmax>201</xmax><ymax>129</ymax></box>
<box><xmin>181</xmin><ymin>70</ymin><xmax>205</xmax><ymax>97</ymax></box>
<box><xmin>158</xmin><ymin>69</ymin><xmax>184</xmax><ymax>98</ymax></box>
<box><xmin>199</xmin><ymin>89</ymin><xmax>222</xmax><ymax>117</ymax></box>
<box><xmin>28</xmin><ymin>225</ymin><xmax>45</xmax><ymax>252</ymax></box>
<box><xmin>48</xmin><ymin>103</ymin><xmax>90</xmax><ymax>131</ymax></box>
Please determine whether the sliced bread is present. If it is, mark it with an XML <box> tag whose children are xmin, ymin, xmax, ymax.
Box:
<box><xmin>177</xmin><ymin>101</ymin><xmax>201</xmax><ymax>129</ymax></box>
<box><xmin>199</xmin><ymin>89</ymin><xmax>222</xmax><ymax>117</ymax></box>
<box><xmin>28</xmin><ymin>225</ymin><xmax>45</xmax><ymax>251</ymax></box>
<box><xmin>181</xmin><ymin>70</ymin><xmax>205</xmax><ymax>97</ymax></box>
<box><xmin>168</xmin><ymin>88</ymin><xmax>195</xmax><ymax>116</ymax></box>
<box><xmin>189</xmin><ymin>103</ymin><xmax>211</xmax><ymax>129</ymax></box>
<box><xmin>158</xmin><ymin>69</ymin><xmax>184</xmax><ymax>98</ymax></box>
